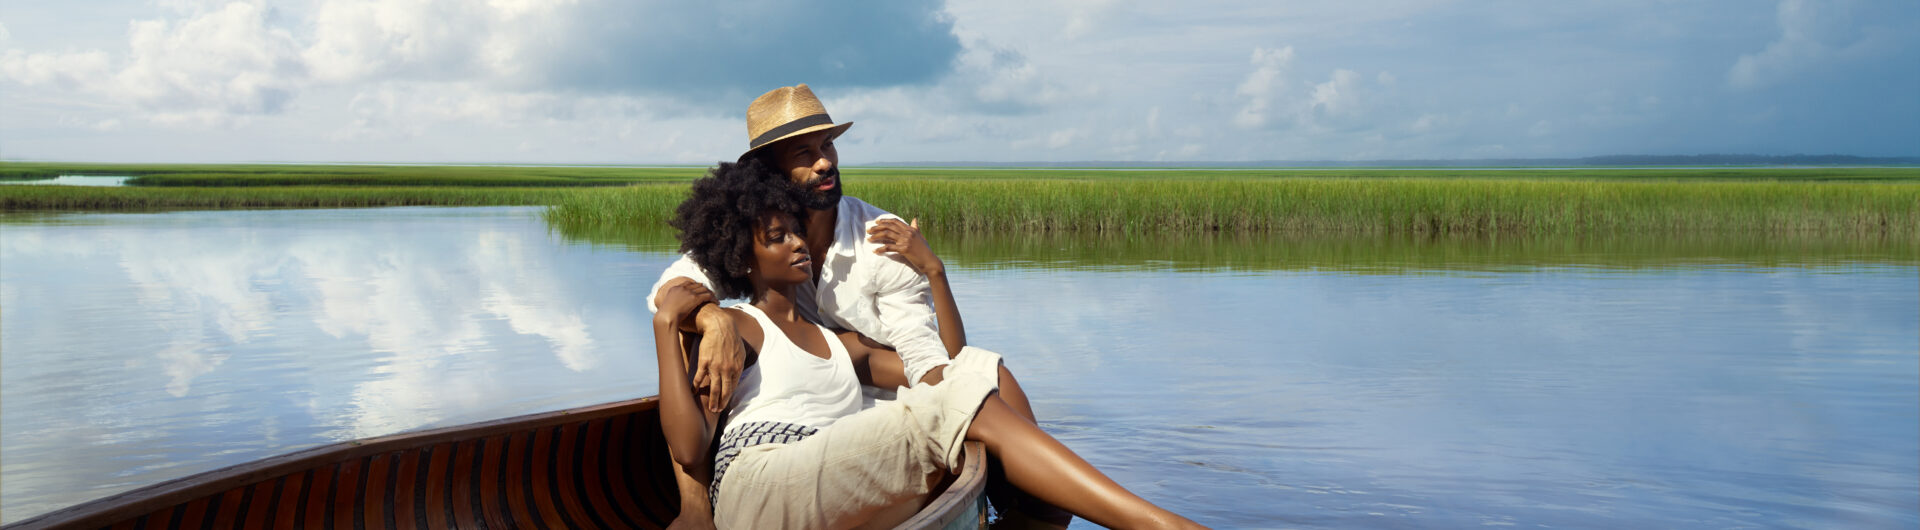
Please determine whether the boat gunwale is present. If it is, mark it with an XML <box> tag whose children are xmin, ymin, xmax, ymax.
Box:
<box><xmin>5</xmin><ymin>397</ymin><xmax>663</xmax><ymax>530</ymax></box>
<box><xmin>892</xmin><ymin>441</ymin><xmax>988</xmax><ymax>530</ymax></box>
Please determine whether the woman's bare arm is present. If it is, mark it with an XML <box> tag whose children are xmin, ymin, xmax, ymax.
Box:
<box><xmin>664</xmin><ymin>329</ymin><xmax>719</xmax><ymax>529</ymax></box>
<box><xmin>840</xmin><ymin>330</ymin><xmax>948</xmax><ymax>389</ymax></box>
<box><xmin>924</xmin><ymin>265</ymin><xmax>966</xmax><ymax>357</ymax></box>
<box><xmin>657</xmin><ymin>300</ymin><xmax>763</xmax><ymax>528</ymax></box>
<box><xmin>654</xmin><ymin>311</ymin><xmax>720</xmax><ymax>470</ymax></box>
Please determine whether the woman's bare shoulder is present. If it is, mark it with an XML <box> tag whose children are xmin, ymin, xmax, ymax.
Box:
<box><xmin>722</xmin><ymin>306</ymin><xmax>764</xmax><ymax>351</ymax></box>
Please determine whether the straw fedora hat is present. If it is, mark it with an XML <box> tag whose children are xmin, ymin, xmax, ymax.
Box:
<box><xmin>740</xmin><ymin>84</ymin><xmax>853</xmax><ymax>160</ymax></box>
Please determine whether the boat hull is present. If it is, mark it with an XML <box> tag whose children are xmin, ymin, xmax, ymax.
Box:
<box><xmin>7</xmin><ymin>397</ymin><xmax>986</xmax><ymax>530</ymax></box>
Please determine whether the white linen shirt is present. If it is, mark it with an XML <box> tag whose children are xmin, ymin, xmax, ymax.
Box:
<box><xmin>646</xmin><ymin>196</ymin><xmax>950</xmax><ymax>386</ymax></box>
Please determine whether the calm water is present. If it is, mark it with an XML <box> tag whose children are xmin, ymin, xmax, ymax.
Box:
<box><xmin>2</xmin><ymin>207</ymin><xmax>1915</xmax><ymax>528</ymax></box>
<box><xmin>0</xmin><ymin>176</ymin><xmax>132</xmax><ymax>187</ymax></box>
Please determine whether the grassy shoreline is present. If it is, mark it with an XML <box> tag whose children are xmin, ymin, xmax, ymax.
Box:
<box><xmin>0</xmin><ymin>186</ymin><xmax>592</xmax><ymax>210</ymax></box>
<box><xmin>5</xmin><ymin>163</ymin><xmax>1916</xmax><ymax>236</ymax></box>
<box><xmin>0</xmin><ymin>162</ymin><xmax>703</xmax><ymax>187</ymax></box>
<box><xmin>556</xmin><ymin>223</ymin><xmax>1920</xmax><ymax>270</ymax></box>
<box><xmin>549</xmin><ymin>178</ymin><xmax>1919</xmax><ymax>236</ymax></box>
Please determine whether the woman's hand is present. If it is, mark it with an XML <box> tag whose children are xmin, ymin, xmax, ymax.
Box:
<box><xmin>867</xmin><ymin>218</ymin><xmax>944</xmax><ymax>277</ymax></box>
<box><xmin>654</xmin><ymin>277</ymin><xmax>716</xmax><ymax>327</ymax></box>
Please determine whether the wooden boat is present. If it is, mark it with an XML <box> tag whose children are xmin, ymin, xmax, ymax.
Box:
<box><xmin>5</xmin><ymin>397</ymin><xmax>987</xmax><ymax>530</ymax></box>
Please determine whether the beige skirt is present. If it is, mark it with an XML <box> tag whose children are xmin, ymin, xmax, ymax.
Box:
<box><xmin>713</xmin><ymin>347</ymin><xmax>1003</xmax><ymax>529</ymax></box>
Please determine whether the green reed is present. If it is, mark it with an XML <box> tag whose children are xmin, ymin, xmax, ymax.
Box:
<box><xmin>7</xmin><ymin>162</ymin><xmax>1917</xmax><ymax>237</ymax></box>
<box><xmin>0</xmin><ymin>186</ymin><xmax>595</xmax><ymax>210</ymax></box>
<box><xmin>548</xmin><ymin>178</ymin><xmax>1919</xmax><ymax>236</ymax></box>
<box><xmin>551</xmin><ymin>223</ymin><xmax>1919</xmax><ymax>272</ymax></box>
<box><xmin>0</xmin><ymin>162</ymin><xmax>704</xmax><ymax>186</ymax></box>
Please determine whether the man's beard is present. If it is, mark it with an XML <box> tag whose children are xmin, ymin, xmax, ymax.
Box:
<box><xmin>796</xmin><ymin>167</ymin><xmax>842</xmax><ymax>210</ymax></box>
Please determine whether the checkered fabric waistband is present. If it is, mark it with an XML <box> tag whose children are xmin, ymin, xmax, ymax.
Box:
<box><xmin>710</xmin><ymin>421</ymin><xmax>819</xmax><ymax>504</ymax></box>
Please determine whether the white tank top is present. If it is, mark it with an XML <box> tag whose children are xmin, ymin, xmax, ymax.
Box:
<box><xmin>721</xmin><ymin>304</ymin><xmax>864</xmax><ymax>436</ymax></box>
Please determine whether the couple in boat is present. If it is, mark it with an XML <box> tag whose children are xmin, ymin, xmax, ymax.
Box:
<box><xmin>647</xmin><ymin>84</ymin><xmax>1203</xmax><ymax>529</ymax></box>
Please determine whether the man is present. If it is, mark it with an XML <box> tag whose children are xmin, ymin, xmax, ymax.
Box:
<box><xmin>648</xmin><ymin>84</ymin><xmax>1064</xmax><ymax>527</ymax></box>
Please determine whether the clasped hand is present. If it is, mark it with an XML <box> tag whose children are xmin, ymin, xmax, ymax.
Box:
<box><xmin>655</xmin><ymin>277</ymin><xmax>746</xmax><ymax>414</ymax></box>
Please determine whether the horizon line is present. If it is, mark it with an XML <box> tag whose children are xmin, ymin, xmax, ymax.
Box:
<box><xmin>4</xmin><ymin>153</ymin><xmax>1919</xmax><ymax>168</ymax></box>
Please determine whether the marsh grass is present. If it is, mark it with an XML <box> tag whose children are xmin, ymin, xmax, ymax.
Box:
<box><xmin>0</xmin><ymin>162</ymin><xmax>704</xmax><ymax>186</ymax></box>
<box><xmin>6</xmin><ymin>162</ymin><xmax>1916</xmax><ymax>237</ymax></box>
<box><xmin>851</xmin><ymin>166</ymin><xmax>1920</xmax><ymax>182</ymax></box>
<box><xmin>0</xmin><ymin>162</ymin><xmax>700</xmax><ymax>209</ymax></box>
<box><xmin>552</xmin><ymin>222</ymin><xmax>1919</xmax><ymax>272</ymax></box>
<box><xmin>548</xmin><ymin>178</ymin><xmax>1920</xmax><ymax>236</ymax></box>
<box><xmin>0</xmin><ymin>186</ymin><xmax>594</xmax><ymax>210</ymax></box>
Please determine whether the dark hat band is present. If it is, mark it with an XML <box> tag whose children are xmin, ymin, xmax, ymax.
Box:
<box><xmin>749</xmin><ymin>113</ymin><xmax>835</xmax><ymax>150</ymax></box>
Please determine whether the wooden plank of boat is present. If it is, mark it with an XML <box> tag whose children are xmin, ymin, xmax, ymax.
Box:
<box><xmin>5</xmin><ymin>397</ymin><xmax>987</xmax><ymax>530</ymax></box>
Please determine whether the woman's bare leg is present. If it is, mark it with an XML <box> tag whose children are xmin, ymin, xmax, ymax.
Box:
<box><xmin>997</xmin><ymin>364</ymin><xmax>1037</xmax><ymax>421</ymax></box>
<box><xmin>990</xmin><ymin>363</ymin><xmax>1074</xmax><ymax>527</ymax></box>
<box><xmin>861</xmin><ymin>344</ymin><xmax>1068</xmax><ymax>525</ymax></box>
<box><xmin>965</xmin><ymin>394</ymin><xmax>1205</xmax><ymax>529</ymax></box>
<box><xmin>982</xmin><ymin>364</ymin><xmax>1072</xmax><ymax>527</ymax></box>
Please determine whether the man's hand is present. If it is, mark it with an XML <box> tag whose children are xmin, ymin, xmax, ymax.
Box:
<box><xmin>690</xmin><ymin>305</ymin><xmax>745</xmax><ymax>413</ymax></box>
<box><xmin>867</xmin><ymin>218</ymin><xmax>944</xmax><ymax>277</ymax></box>
<box><xmin>654</xmin><ymin>277</ymin><xmax>716</xmax><ymax>328</ymax></box>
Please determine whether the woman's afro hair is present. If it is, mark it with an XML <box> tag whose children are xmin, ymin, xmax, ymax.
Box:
<box><xmin>670</xmin><ymin>157</ymin><xmax>810</xmax><ymax>300</ymax></box>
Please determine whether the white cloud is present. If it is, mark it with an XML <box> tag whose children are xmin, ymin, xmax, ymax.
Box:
<box><xmin>486</xmin><ymin>0</ymin><xmax>581</xmax><ymax>20</ymax></box>
<box><xmin>955</xmin><ymin>43</ymin><xmax>1066</xmax><ymax>114</ymax></box>
<box><xmin>0</xmin><ymin>49</ymin><xmax>113</xmax><ymax>89</ymax></box>
<box><xmin>0</xmin><ymin>2</ymin><xmax>304</xmax><ymax>126</ymax></box>
<box><xmin>1729</xmin><ymin>0</ymin><xmax>1855</xmax><ymax>90</ymax></box>
<box><xmin>1309</xmin><ymin>69</ymin><xmax>1364</xmax><ymax>119</ymax></box>
<box><xmin>3</xmin><ymin>0</ymin><xmax>1915</xmax><ymax>162</ymax></box>
<box><xmin>1062</xmin><ymin>0</ymin><xmax>1120</xmax><ymax>40</ymax></box>
<box><xmin>1233</xmin><ymin>46</ymin><xmax>1294</xmax><ymax>129</ymax></box>
<box><xmin>3</xmin><ymin>0</ymin><xmax>962</xmax><ymax>134</ymax></box>
<box><xmin>302</xmin><ymin>0</ymin><xmax>499</xmax><ymax>83</ymax></box>
<box><xmin>1048</xmin><ymin>128</ymin><xmax>1081</xmax><ymax>149</ymax></box>
<box><xmin>1234</xmin><ymin>45</ymin><xmax>1395</xmax><ymax>135</ymax></box>
<box><xmin>117</xmin><ymin>2</ymin><xmax>304</xmax><ymax>116</ymax></box>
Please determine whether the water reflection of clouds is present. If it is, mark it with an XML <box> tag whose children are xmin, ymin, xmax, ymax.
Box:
<box><xmin>957</xmin><ymin>265</ymin><xmax>1918</xmax><ymax>527</ymax></box>
<box><xmin>8</xmin><ymin>209</ymin><xmax>1914</xmax><ymax>526</ymax></box>
<box><xmin>117</xmin><ymin>233</ymin><xmax>287</xmax><ymax>396</ymax></box>
<box><xmin>472</xmin><ymin>230</ymin><xmax>597</xmax><ymax>371</ymax></box>
<box><xmin>2</xmin><ymin>208</ymin><xmax>678</xmax><ymax>523</ymax></box>
<box><xmin>7</xmin><ymin>210</ymin><xmax>627</xmax><ymax>436</ymax></box>
<box><xmin>287</xmin><ymin>227</ymin><xmax>609</xmax><ymax>438</ymax></box>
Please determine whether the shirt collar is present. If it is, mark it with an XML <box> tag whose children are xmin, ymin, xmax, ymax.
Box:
<box><xmin>830</xmin><ymin>195</ymin><xmax>862</xmax><ymax>259</ymax></box>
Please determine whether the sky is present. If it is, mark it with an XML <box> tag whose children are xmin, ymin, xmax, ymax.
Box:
<box><xmin>1</xmin><ymin>0</ymin><xmax>1915</xmax><ymax>164</ymax></box>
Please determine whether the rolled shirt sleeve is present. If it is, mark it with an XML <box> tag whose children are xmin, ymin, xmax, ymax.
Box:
<box><xmin>645</xmin><ymin>254</ymin><xmax>720</xmax><ymax>315</ymax></box>
<box><xmin>861</xmin><ymin>239</ymin><xmax>952</xmax><ymax>387</ymax></box>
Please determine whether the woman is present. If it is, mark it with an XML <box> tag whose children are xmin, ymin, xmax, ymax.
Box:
<box><xmin>652</xmin><ymin>170</ymin><xmax>1204</xmax><ymax>529</ymax></box>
